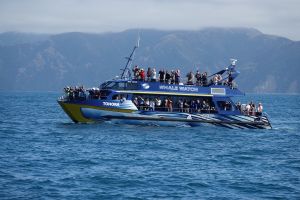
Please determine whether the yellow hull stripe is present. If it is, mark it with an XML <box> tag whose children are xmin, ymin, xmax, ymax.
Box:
<box><xmin>58</xmin><ymin>101</ymin><xmax>135</xmax><ymax>123</ymax></box>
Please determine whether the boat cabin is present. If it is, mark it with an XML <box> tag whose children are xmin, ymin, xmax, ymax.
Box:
<box><xmin>95</xmin><ymin>79</ymin><xmax>243</xmax><ymax>115</ymax></box>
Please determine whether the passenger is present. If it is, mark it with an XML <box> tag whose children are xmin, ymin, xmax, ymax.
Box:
<box><xmin>191</xmin><ymin>100</ymin><xmax>197</xmax><ymax>113</ymax></box>
<box><xmin>149</xmin><ymin>99</ymin><xmax>155</xmax><ymax>111</ymax></box>
<box><xmin>202</xmin><ymin>72</ymin><xmax>208</xmax><ymax>86</ymax></box>
<box><xmin>139</xmin><ymin>69</ymin><xmax>145</xmax><ymax>81</ymax></box>
<box><xmin>155</xmin><ymin>97</ymin><xmax>162</xmax><ymax>111</ymax></box>
<box><xmin>151</xmin><ymin>68</ymin><xmax>157</xmax><ymax>82</ymax></box>
<box><xmin>250</xmin><ymin>101</ymin><xmax>256</xmax><ymax>115</ymax></box>
<box><xmin>138</xmin><ymin>96</ymin><xmax>145</xmax><ymax>110</ymax></box>
<box><xmin>186</xmin><ymin>71</ymin><xmax>194</xmax><ymax>85</ymax></box>
<box><xmin>195</xmin><ymin>70</ymin><xmax>201</xmax><ymax>86</ymax></box>
<box><xmin>184</xmin><ymin>100</ymin><xmax>190</xmax><ymax>113</ymax></box>
<box><xmin>159</xmin><ymin>70</ymin><xmax>165</xmax><ymax>83</ymax></box>
<box><xmin>133</xmin><ymin>97</ymin><xmax>139</xmax><ymax>107</ymax></box>
<box><xmin>170</xmin><ymin>70</ymin><xmax>175</xmax><ymax>84</ymax></box>
<box><xmin>165</xmin><ymin>70</ymin><xmax>171</xmax><ymax>84</ymax></box>
<box><xmin>175</xmin><ymin>69</ymin><xmax>180</xmax><ymax>84</ymax></box>
<box><xmin>164</xmin><ymin>98</ymin><xmax>169</xmax><ymax>111</ymax></box>
<box><xmin>224</xmin><ymin>101</ymin><xmax>231</xmax><ymax>111</ymax></box>
<box><xmin>133</xmin><ymin>65</ymin><xmax>139</xmax><ymax>80</ymax></box>
<box><xmin>79</xmin><ymin>86</ymin><xmax>86</xmax><ymax>100</ymax></box>
<box><xmin>202</xmin><ymin>100</ymin><xmax>209</xmax><ymax>113</ymax></box>
<box><xmin>69</xmin><ymin>87</ymin><xmax>74</xmax><ymax>100</ymax></box>
<box><xmin>217</xmin><ymin>74</ymin><xmax>222</xmax><ymax>85</ymax></box>
<box><xmin>178</xmin><ymin>99</ymin><xmax>184</xmax><ymax>112</ymax></box>
<box><xmin>74</xmin><ymin>86</ymin><xmax>79</xmax><ymax>99</ymax></box>
<box><xmin>236</xmin><ymin>102</ymin><xmax>241</xmax><ymax>111</ymax></box>
<box><xmin>167</xmin><ymin>98</ymin><xmax>173</xmax><ymax>112</ymax></box>
<box><xmin>65</xmin><ymin>86</ymin><xmax>71</xmax><ymax>100</ymax></box>
<box><xmin>213</xmin><ymin>75</ymin><xmax>218</xmax><ymax>85</ymax></box>
<box><xmin>206</xmin><ymin>101</ymin><xmax>211</xmax><ymax>112</ymax></box>
<box><xmin>120</xmin><ymin>95</ymin><xmax>126</xmax><ymax>103</ymax></box>
<box><xmin>113</xmin><ymin>95</ymin><xmax>120</xmax><ymax>100</ymax></box>
<box><xmin>257</xmin><ymin>103</ymin><xmax>263</xmax><ymax>116</ymax></box>
<box><xmin>245</xmin><ymin>103</ymin><xmax>251</xmax><ymax>115</ymax></box>
<box><xmin>147</xmin><ymin>67</ymin><xmax>152</xmax><ymax>81</ymax></box>
<box><xmin>196</xmin><ymin>99</ymin><xmax>201</xmax><ymax>113</ymax></box>
<box><xmin>144</xmin><ymin>98</ymin><xmax>150</xmax><ymax>110</ymax></box>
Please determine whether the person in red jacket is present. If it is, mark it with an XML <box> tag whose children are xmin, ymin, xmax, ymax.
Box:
<box><xmin>139</xmin><ymin>69</ymin><xmax>145</xmax><ymax>81</ymax></box>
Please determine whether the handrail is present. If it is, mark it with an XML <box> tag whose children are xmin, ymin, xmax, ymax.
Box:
<box><xmin>134</xmin><ymin>106</ymin><xmax>217</xmax><ymax>113</ymax></box>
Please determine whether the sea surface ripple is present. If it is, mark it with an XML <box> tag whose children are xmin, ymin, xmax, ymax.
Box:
<box><xmin>0</xmin><ymin>92</ymin><xmax>299</xmax><ymax>199</ymax></box>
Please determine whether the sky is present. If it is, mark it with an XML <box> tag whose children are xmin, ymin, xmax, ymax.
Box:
<box><xmin>0</xmin><ymin>0</ymin><xmax>300</xmax><ymax>40</ymax></box>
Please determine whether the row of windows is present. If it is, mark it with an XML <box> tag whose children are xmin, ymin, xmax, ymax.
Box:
<box><xmin>100</xmin><ymin>81</ymin><xmax>138</xmax><ymax>90</ymax></box>
<box><xmin>99</xmin><ymin>82</ymin><xmax>237</xmax><ymax>112</ymax></box>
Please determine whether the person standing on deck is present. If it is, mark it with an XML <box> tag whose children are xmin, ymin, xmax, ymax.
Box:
<box><xmin>175</xmin><ymin>69</ymin><xmax>180</xmax><ymax>84</ymax></box>
<box><xmin>159</xmin><ymin>70</ymin><xmax>165</xmax><ymax>82</ymax></box>
<box><xmin>167</xmin><ymin>98</ymin><xmax>173</xmax><ymax>112</ymax></box>
<box><xmin>257</xmin><ymin>103</ymin><xmax>263</xmax><ymax>116</ymax></box>
<box><xmin>149</xmin><ymin>99</ymin><xmax>155</xmax><ymax>111</ymax></box>
<box><xmin>147</xmin><ymin>67</ymin><xmax>151</xmax><ymax>81</ymax></box>
<box><xmin>155</xmin><ymin>97</ymin><xmax>162</xmax><ymax>111</ymax></box>
<box><xmin>140</xmin><ymin>69</ymin><xmax>145</xmax><ymax>81</ymax></box>
<box><xmin>151</xmin><ymin>68</ymin><xmax>157</xmax><ymax>82</ymax></box>
<box><xmin>165</xmin><ymin>71</ymin><xmax>171</xmax><ymax>84</ymax></box>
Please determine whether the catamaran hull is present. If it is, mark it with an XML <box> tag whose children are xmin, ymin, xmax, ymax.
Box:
<box><xmin>58</xmin><ymin>101</ymin><xmax>272</xmax><ymax>129</ymax></box>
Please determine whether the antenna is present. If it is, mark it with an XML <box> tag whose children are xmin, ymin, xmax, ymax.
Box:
<box><xmin>230</xmin><ymin>58</ymin><xmax>237</xmax><ymax>66</ymax></box>
<box><xmin>136</xmin><ymin>31</ymin><xmax>140</xmax><ymax>48</ymax></box>
<box><xmin>120</xmin><ymin>31</ymin><xmax>140</xmax><ymax>79</ymax></box>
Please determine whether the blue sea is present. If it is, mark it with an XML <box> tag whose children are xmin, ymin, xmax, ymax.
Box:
<box><xmin>0</xmin><ymin>92</ymin><xmax>299</xmax><ymax>199</ymax></box>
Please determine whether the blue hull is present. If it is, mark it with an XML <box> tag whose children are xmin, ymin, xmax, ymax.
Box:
<box><xmin>79</xmin><ymin>106</ymin><xmax>271</xmax><ymax>129</ymax></box>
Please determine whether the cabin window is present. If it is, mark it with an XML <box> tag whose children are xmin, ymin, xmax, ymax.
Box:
<box><xmin>101</xmin><ymin>82</ymin><xmax>127</xmax><ymax>90</ymax></box>
<box><xmin>100</xmin><ymin>81</ymin><xmax>109</xmax><ymax>89</ymax></box>
<box><xmin>100</xmin><ymin>90</ymin><xmax>111</xmax><ymax>100</ymax></box>
<box><xmin>211</xmin><ymin>88</ymin><xmax>226</xmax><ymax>95</ymax></box>
<box><xmin>118</xmin><ymin>82</ymin><xmax>126</xmax><ymax>89</ymax></box>
<box><xmin>101</xmin><ymin>82</ymin><xmax>116</xmax><ymax>89</ymax></box>
<box><xmin>112</xmin><ymin>94</ymin><xmax>120</xmax><ymax>100</ymax></box>
<box><xmin>112</xmin><ymin>94</ymin><xmax>128</xmax><ymax>100</ymax></box>
<box><xmin>126</xmin><ymin>82</ymin><xmax>138</xmax><ymax>90</ymax></box>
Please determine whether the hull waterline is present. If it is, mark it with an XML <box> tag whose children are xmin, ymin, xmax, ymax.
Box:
<box><xmin>58</xmin><ymin>100</ymin><xmax>272</xmax><ymax>129</ymax></box>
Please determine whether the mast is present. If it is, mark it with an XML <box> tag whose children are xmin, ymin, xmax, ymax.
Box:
<box><xmin>120</xmin><ymin>34</ymin><xmax>140</xmax><ymax>79</ymax></box>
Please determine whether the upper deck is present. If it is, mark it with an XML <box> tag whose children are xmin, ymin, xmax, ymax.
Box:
<box><xmin>100</xmin><ymin>79</ymin><xmax>244</xmax><ymax>97</ymax></box>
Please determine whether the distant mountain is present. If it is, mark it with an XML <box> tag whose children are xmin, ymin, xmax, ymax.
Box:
<box><xmin>0</xmin><ymin>28</ymin><xmax>299</xmax><ymax>93</ymax></box>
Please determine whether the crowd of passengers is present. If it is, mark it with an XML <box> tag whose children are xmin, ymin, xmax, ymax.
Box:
<box><xmin>63</xmin><ymin>86</ymin><xmax>105</xmax><ymax>100</ymax></box>
<box><xmin>132</xmin><ymin>65</ymin><xmax>234</xmax><ymax>87</ymax></box>
<box><xmin>63</xmin><ymin>86</ymin><xmax>263</xmax><ymax>117</ymax></box>
<box><xmin>236</xmin><ymin>101</ymin><xmax>264</xmax><ymax>116</ymax></box>
<box><xmin>64</xmin><ymin>86</ymin><xmax>86</xmax><ymax>100</ymax></box>
<box><xmin>132</xmin><ymin>96</ymin><xmax>216</xmax><ymax>113</ymax></box>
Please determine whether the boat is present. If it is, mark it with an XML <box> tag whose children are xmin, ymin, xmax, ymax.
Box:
<box><xmin>57</xmin><ymin>39</ymin><xmax>272</xmax><ymax>129</ymax></box>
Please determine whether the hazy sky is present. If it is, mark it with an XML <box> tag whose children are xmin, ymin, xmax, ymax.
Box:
<box><xmin>0</xmin><ymin>0</ymin><xmax>299</xmax><ymax>40</ymax></box>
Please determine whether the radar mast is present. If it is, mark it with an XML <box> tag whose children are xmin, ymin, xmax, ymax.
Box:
<box><xmin>120</xmin><ymin>33</ymin><xmax>140</xmax><ymax>80</ymax></box>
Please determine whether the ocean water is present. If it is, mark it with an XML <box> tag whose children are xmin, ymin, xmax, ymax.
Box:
<box><xmin>0</xmin><ymin>92</ymin><xmax>299</xmax><ymax>199</ymax></box>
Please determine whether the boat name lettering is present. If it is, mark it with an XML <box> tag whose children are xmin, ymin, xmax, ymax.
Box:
<box><xmin>159</xmin><ymin>85</ymin><xmax>198</xmax><ymax>92</ymax></box>
<box><xmin>179</xmin><ymin>86</ymin><xmax>198</xmax><ymax>92</ymax></box>
<box><xmin>103</xmin><ymin>102</ymin><xmax>120</xmax><ymax>106</ymax></box>
<box><xmin>159</xmin><ymin>85</ymin><xmax>178</xmax><ymax>91</ymax></box>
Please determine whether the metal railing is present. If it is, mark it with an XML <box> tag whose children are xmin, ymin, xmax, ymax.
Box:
<box><xmin>135</xmin><ymin>106</ymin><xmax>217</xmax><ymax>114</ymax></box>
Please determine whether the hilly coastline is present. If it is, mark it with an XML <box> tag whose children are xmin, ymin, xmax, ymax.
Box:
<box><xmin>0</xmin><ymin>28</ymin><xmax>299</xmax><ymax>93</ymax></box>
